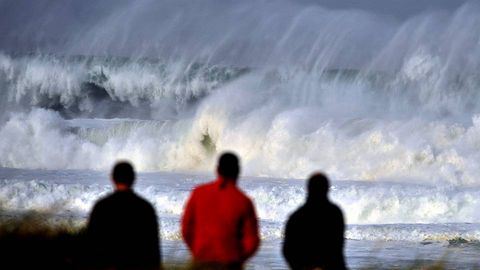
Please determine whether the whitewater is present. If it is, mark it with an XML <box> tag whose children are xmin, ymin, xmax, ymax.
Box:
<box><xmin>1</xmin><ymin>0</ymin><xmax>480</xmax><ymax>268</ymax></box>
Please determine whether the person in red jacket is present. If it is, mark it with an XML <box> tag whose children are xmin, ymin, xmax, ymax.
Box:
<box><xmin>181</xmin><ymin>152</ymin><xmax>260</xmax><ymax>269</ymax></box>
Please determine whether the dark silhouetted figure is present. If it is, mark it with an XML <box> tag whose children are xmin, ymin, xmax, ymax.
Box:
<box><xmin>283</xmin><ymin>173</ymin><xmax>347</xmax><ymax>270</ymax></box>
<box><xmin>182</xmin><ymin>152</ymin><xmax>260</xmax><ymax>269</ymax></box>
<box><xmin>87</xmin><ymin>161</ymin><xmax>161</xmax><ymax>270</ymax></box>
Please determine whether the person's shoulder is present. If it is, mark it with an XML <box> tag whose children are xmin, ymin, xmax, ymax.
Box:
<box><xmin>328</xmin><ymin>200</ymin><xmax>342</xmax><ymax>211</ymax></box>
<box><xmin>131</xmin><ymin>192</ymin><xmax>156</xmax><ymax>210</ymax></box>
<box><xmin>327</xmin><ymin>201</ymin><xmax>344</xmax><ymax>218</ymax></box>
<box><xmin>192</xmin><ymin>180</ymin><xmax>217</xmax><ymax>194</ymax></box>
<box><xmin>285</xmin><ymin>205</ymin><xmax>307</xmax><ymax>229</ymax></box>
<box><xmin>89</xmin><ymin>193</ymin><xmax>118</xmax><ymax>218</ymax></box>
<box><xmin>93</xmin><ymin>192</ymin><xmax>115</xmax><ymax>208</ymax></box>
<box><xmin>289</xmin><ymin>204</ymin><xmax>307</xmax><ymax>220</ymax></box>
<box><xmin>235</xmin><ymin>187</ymin><xmax>253</xmax><ymax>204</ymax></box>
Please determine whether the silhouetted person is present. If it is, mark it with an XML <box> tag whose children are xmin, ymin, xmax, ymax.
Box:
<box><xmin>283</xmin><ymin>173</ymin><xmax>347</xmax><ymax>270</ymax></box>
<box><xmin>182</xmin><ymin>152</ymin><xmax>260</xmax><ymax>269</ymax></box>
<box><xmin>87</xmin><ymin>161</ymin><xmax>161</xmax><ymax>269</ymax></box>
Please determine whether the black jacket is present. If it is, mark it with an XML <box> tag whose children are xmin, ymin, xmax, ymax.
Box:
<box><xmin>283</xmin><ymin>197</ymin><xmax>347</xmax><ymax>270</ymax></box>
<box><xmin>87</xmin><ymin>190</ymin><xmax>161</xmax><ymax>269</ymax></box>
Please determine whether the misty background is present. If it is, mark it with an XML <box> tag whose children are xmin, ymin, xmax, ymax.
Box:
<box><xmin>0</xmin><ymin>0</ymin><xmax>473</xmax><ymax>65</ymax></box>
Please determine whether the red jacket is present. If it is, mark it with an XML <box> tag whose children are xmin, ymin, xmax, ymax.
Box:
<box><xmin>181</xmin><ymin>177</ymin><xmax>260</xmax><ymax>264</ymax></box>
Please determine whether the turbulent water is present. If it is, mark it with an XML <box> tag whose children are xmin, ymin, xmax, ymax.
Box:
<box><xmin>1</xmin><ymin>0</ymin><xmax>480</xmax><ymax>268</ymax></box>
<box><xmin>3</xmin><ymin>51</ymin><xmax>480</xmax><ymax>183</ymax></box>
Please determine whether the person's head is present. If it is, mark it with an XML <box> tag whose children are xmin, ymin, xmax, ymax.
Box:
<box><xmin>112</xmin><ymin>161</ymin><xmax>135</xmax><ymax>190</ymax></box>
<box><xmin>307</xmin><ymin>172</ymin><xmax>330</xmax><ymax>201</ymax></box>
<box><xmin>217</xmin><ymin>152</ymin><xmax>240</xmax><ymax>181</ymax></box>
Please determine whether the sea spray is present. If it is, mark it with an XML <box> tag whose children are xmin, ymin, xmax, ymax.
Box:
<box><xmin>0</xmin><ymin>172</ymin><xmax>479</xmax><ymax>242</ymax></box>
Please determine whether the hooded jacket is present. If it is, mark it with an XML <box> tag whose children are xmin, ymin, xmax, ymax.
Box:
<box><xmin>181</xmin><ymin>177</ymin><xmax>260</xmax><ymax>264</ymax></box>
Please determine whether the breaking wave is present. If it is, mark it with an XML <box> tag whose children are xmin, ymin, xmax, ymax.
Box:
<box><xmin>0</xmin><ymin>53</ymin><xmax>247</xmax><ymax>118</ymax></box>
<box><xmin>0</xmin><ymin>175</ymin><xmax>479</xmax><ymax>242</ymax></box>
<box><xmin>1</xmin><ymin>2</ymin><xmax>480</xmax><ymax>186</ymax></box>
<box><xmin>3</xmin><ymin>104</ymin><xmax>480</xmax><ymax>185</ymax></box>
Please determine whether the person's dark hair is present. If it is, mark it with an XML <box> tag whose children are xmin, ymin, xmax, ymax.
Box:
<box><xmin>308</xmin><ymin>172</ymin><xmax>330</xmax><ymax>198</ymax></box>
<box><xmin>112</xmin><ymin>161</ymin><xmax>135</xmax><ymax>186</ymax></box>
<box><xmin>217</xmin><ymin>152</ymin><xmax>240</xmax><ymax>179</ymax></box>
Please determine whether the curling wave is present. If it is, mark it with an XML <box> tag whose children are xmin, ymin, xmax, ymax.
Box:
<box><xmin>2</xmin><ymin>2</ymin><xmax>480</xmax><ymax>185</ymax></box>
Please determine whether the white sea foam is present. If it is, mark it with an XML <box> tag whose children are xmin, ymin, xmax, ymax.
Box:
<box><xmin>1</xmin><ymin>4</ymin><xmax>480</xmax><ymax>184</ymax></box>
<box><xmin>0</xmin><ymin>1</ymin><xmax>480</xmax><ymax>245</ymax></box>
<box><xmin>0</xmin><ymin>54</ymin><xmax>242</xmax><ymax>116</ymax></box>
<box><xmin>3</xmin><ymin>105</ymin><xmax>480</xmax><ymax>186</ymax></box>
<box><xmin>2</xmin><ymin>2</ymin><xmax>480</xmax><ymax>268</ymax></box>
<box><xmin>0</xmin><ymin>171</ymin><xmax>479</xmax><ymax>242</ymax></box>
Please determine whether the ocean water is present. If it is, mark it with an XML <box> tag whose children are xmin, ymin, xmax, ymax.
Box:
<box><xmin>0</xmin><ymin>168</ymin><xmax>479</xmax><ymax>269</ymax></box>
<box><xmin>2</xmin><ymin>0</ymin><xmax>480</xmax><ymax>268</ymax></box>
